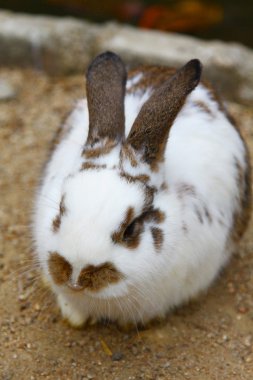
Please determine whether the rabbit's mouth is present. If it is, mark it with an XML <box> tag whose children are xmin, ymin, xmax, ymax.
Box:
<box><xmin>64</xmin><ymin>280</ymin><xmax>129</xmax><ymax>299</ymax></box>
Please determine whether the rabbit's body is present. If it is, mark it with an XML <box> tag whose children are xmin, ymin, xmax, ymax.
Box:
<box><xmin>33</xmin><ymin>53</ymin><xmax>251</xmax><ymax>327</ymax></box>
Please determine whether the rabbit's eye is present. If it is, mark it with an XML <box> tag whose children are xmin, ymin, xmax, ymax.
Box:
<box><xmin>122</xmin><ymin>219</ymin><xmax>142</xmax><ymax>242</ymax></box>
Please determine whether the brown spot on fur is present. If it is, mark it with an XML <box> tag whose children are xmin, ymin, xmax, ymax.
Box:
<box><xmin>182</xmin><ymin>222</ymin><xmax>189</xmax><ymax>233</ymax></box>
<box><xmin>81</xmin><ymin>162</ymin><xmax>107</xmax><ymax>171</ymax></box>
<box><xmin>177</xmin><ymin>183</ymin><xmax>196</xmax><ymax>199</ymax></box>
<box><xmin>218</xmin><ymin>217</ymin><xmax>225</xmax><ymax>226</ymax></box>
<box><xmin>142</xmin><ymin>208</ymin><xmax>165</xmax><ymax>224</ymax></box>
<box><xmin>202</xmin><ymin>79</ymin><xmax>224</xmax><ymax>111</ymax></box>
<box><xmin>120</xmin><ymin>144</ymin><xmax>139</xmax><ymax>168</ymax></box>
<box><xmin>52</xmin><ymin>195</ymin><xmax>67</xmax><ymax>232</ymax></box>
<box><xmin>111</xmin><ymin>207</ymin><xmax>142</xmax><ymax>249</ymax></box>
<box><xmin>194</xmin><ymin>203</ymin><xmax>212</xmax><ymax>224</ymax></box>
<box><xmin>151</xmin><ymin>227</ymin><xmax>164</xmax><ymax>251</ymax></box>
<box><xmin>59</xmin><ymin>195</ymin><xmax>66</xmax><ymax>216</ymax></box>
<box><xmin>161</xmin><ymin>182</ymin><xmax>168</xmax><ymax>191</ymax></box>
<box><xmin>82</xmin><ymin>139</ymin><xmax>117</xmax><ymax>159</ymax></box>
<box><xmin>204</xmin><ymin>206</ymin><xmax>212</xmax><ymax>224</ymax></box>
<box><xmin>230</xmin><ymin>155</ymin><xmax>252</xmax><ymax>241</ymax></box>
<box><xmin>77</xmin><ymin>262</ymin><xmax>123</xmax><ymax>292</ymax></box>
<box><xmin>111</xmin><ymin>207</ymin><xmax>135</xmax><ymax>245</ymax></box>
<box><xmin>194</xmin><ymin>205</ymin><xmax>204</xmax><ymax>224</ymax></box>
<box><xmin>127</xmin><ymin>66</ymin><xmax>176</xmax><ymax>94</ymax></box>
<box><xmin>52</xmin><ymin>215</ymin><xmax>61</xmax><ymax>232</ymax></box>
<box><xmin>48</xmin><ymin>108</ymin><xmax>73</xmax><ymax>155</ymax></box>
<box><xmin>112</xmin><ymin>204</ymin><xmax>165</xmax><ymax>249</ymax></box>
<box><xmin>142</xmin><ymin>186</ymin><xmax>156</xmax><ymax>212</ymax></box>
<box><xmin>120</xmin><ymin>171</ymin><xmax>150</xmax><ymax>184</ymax></box>
<box><xmin>193</xmin><ymin>101</ymin><xmax>213</xmax><ymax>117</ymax></box>
<box><xmin>48</xmin><ymin>251</ymin><xmax>72</xmax><ymax>285</ymax></box>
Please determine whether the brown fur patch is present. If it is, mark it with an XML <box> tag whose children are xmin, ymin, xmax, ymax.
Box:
<box><xmin>177</xmin><ymin>183</ymin><xmax>196</xmax><ymax>199</ymax></box>
<box><xmin>59</xmin><ymin>195</ymin><xmax>66</xmax><ymax>216</ymax></box>
<box><xmin>230</xmin><ymin>155</ymin><xmax>252</xmax><ymax>241</ymax></box>
<box><xmin>120</xmin><ymin>171</ymin><xmax>150</xmax><ymax>184</ymax></box>
<box><xmin>151</xmin><ymin>227</ymin><xmax>164</xmax><ymax>251</ymax></box>
<box><xmin>142</xmin><ymin>186</ymin><xmax>156</xmax><ymax>212</ymax></box>
<box><xmin>120</xmin><ymin>144</ymin><xmax>139</xmax><ymax>167</ymax></box>
<box><xmin>127</xmin><ymin>66</ymin><xmax>176</xmax><ymax>94</ymax></box>
<box><xmin>202</xmin><ymin>79</ymin><xmax>224</xmax><ymax>111</ymax></box>
<box><xmin>52</xmin><ymin>195</ymin><xmax>67</xmax><ymax>232</ymax></box>
<box><xmin>194</xmin><ymin>205</ymin><xmax>204</xmax><ymax>224</ymax></box>
<box><xmin>81</xmin><ymin>162</ymin><xmax>107</xmax><ymax>171</ymax></box>
<box><xmin>193</xmin><ymin>101</ymin><xmax>213</xmax><ymax>116</ymax></box>
<box><xmin>204</xmin><ymin>205</ymin><xmax>213</xmax><ymax>224</ymax></box>
<box><xmin>142</xmin><ymin>208</ymin><xmax>165</xmax><ymax>224</ymax></box>
<box><xmin>111</xmin><ymin>207</ymin><xmax>142</xmax><ymax>249</ymax></box>
<box><xmin>182</xmin><ymin>222</ymin><xmax>189</xmax><ymax>234</ymax></box>
<box><xmin>48</xmin><ymin>251</ymin><xmax>72</xmax><ymax>285</ymax></box>
<box><xmin>112</xmin><ymin>204</ymin><xmax>165</xmax><ymax>250</ymax></box>
<box><xmin>161</xmin><ymin>182</ymin><xmax>168</xmax><ymax>191</ymax></box>
<box><xmin>82</xmin><ymin>139</ymin><xmax>117</xmax><ymax>159</ymax></box>
<box><xmin>77</xmin><ymin>262</ymin><xmax>123</xmax><ymax>291</ymax></box>
<box><xmin>48</xmin><ymin>108</ymin><xmax>73</xmax><ymax>155</ymax></box>
<box><xmin>52</xmin><ymin>215</ymin><xmax>61</xmax><ymax>232</ymax></box>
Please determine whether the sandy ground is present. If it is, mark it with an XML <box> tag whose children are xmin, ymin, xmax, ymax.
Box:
<box><xmin>0</xmin><ymin>67</ymin><xmax>253</xmax><ymax>380</ymax></box>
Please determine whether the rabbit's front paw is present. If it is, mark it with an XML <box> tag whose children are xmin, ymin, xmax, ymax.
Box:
<box><xmin>57</xmin><ymin>294</ymin><xmax>88</xmax><ymax>328</ymax></box>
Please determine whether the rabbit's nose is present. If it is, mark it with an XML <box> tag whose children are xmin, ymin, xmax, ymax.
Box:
<box><xmin>66</xmin><ymin>282</ymin><xmax>84</xmax><ymax>292</ymax></box>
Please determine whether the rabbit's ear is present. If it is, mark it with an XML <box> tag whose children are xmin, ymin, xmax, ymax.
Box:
<box><xmin>86</xmin><ymin>51</ymin><xmax>127</xmax><ymax>145</ymax></box>
<box><xmin>127</xmin><ymin>59</ymin><xmax>202</xmax><ymax>169</ymax></box>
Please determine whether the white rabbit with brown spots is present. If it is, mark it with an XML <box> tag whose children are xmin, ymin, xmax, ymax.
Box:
<box><xmin>33</xmin><ymin>51</ymin><xmax>251</xmax><ymax>327</ymax></box>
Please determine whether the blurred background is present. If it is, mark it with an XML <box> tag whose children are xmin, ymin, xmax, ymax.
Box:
<box><xmin>0</xmin><ymin>0</ymin><xmax>252</xmax><ymax>48</ymax></box>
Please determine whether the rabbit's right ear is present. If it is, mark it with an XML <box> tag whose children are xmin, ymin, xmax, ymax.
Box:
<box><xmin>86</xmin><ymin>51</ymin><xmax>127</xmax><ymax>146</ymax></box>
<box><xmin>126</xmin><ymin>59</ymin><xmax>202</xmax><ymax>170</ymax></box>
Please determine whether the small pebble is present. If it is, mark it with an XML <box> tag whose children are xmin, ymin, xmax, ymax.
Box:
<box><xmin>0</xmin><ymin>79</ymin><xmax>17</xmax><ymax>101</ymax></box>
<box><xmin>111</xmin><ymin>352</ymin><xmax>124</xmax><ymax>361</ymax></box>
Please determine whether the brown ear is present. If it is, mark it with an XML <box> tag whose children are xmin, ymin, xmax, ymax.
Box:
<box><xmin>86</xmin><ymin>51</ymin><xmax>127</xmax><ymax>145</ymax></box>
<box><xmin>126</xmin><ymin>59</ymin><xmax>202</xmax><ymax>169</ymax></box>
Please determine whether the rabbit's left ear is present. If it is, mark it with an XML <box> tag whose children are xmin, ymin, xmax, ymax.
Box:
<box><xmin>86</xmin><ymin>51</ymin><xmax>127</xmax><ymax>145</ymax></box>
<box><xmin>126</xmin><ymin>59</ymin><xmax>202</xmax><ymax>169</ymax></box>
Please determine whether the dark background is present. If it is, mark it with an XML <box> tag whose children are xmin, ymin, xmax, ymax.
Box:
<box><xmin>0</xmin><ymin>0</ymin><xmax>253</xmax><ymax>48</ymax></box>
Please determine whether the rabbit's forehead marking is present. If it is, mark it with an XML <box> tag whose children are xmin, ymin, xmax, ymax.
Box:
<box><xmin>52</xmin><ymin>194</ymin><xmax>67</xmax><ymax>233</ymax></box>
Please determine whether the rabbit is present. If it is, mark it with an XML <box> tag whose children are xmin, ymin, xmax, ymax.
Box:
<box><xmin>33</xmin><ymin>51</ymin><xmax>251</xmax><ymax>328</ymax></box>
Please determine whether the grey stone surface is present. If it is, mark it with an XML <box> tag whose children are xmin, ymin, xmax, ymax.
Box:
<box><xmin>0</xmin><ymin>10</ymin><xmax>98</xmax><ymax>74</ymax></box>
<box><xmin>0</xmin><ymin>10</ymin><xmax>253</xmax><ymax>104</ymax></box>
<box><xmin>96</xmin><ymin>23</ymin><xmax>253</xmax><ymax>104</ymax></box>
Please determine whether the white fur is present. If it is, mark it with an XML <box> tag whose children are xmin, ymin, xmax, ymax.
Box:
<box><xmin>33</xmin><ymin>73</ymin><xmax>248</xmax><ymax>326</ymax></box>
